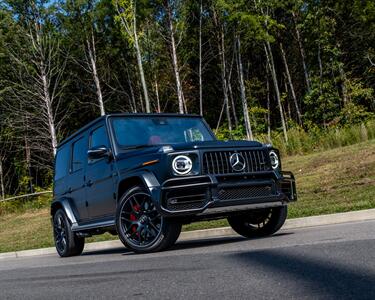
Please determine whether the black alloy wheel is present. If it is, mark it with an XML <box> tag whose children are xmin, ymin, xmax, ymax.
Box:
<box><xmin>227</xmin><ymin>206</ymin><xmax>288</xmax><ymax>238</ymax></box>
<box><xmin>116</xmin><ymin>186</ymin><xmax>181</xmax><ymax>253</ymax></box>
<box><xmin>53</xmin><ymin>209</ymin><xmax>85</xmax><ymax>257</ymax></box>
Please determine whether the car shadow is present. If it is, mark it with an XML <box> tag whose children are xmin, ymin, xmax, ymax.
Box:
<box><xmin>228</xmin><ymin>248</ymin><xmax>375</xmax><ymax>299</ymax></box>
<box><xmin>81</xmin><ymin>232</ymin><xmax>294</xmax><ymax>256</ymax></box>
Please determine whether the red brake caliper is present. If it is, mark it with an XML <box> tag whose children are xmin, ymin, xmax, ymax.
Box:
<box><xmin>130</xmin><ymin>204</ymin><xmax>141</xmax><ymax>235</ymax></box>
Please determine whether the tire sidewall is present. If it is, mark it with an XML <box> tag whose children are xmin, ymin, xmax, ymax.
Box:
<box><xmin>228</xmin><ymin>206</ymin><xmax>288</xmax><ymax>238</ymax></box>
<box><xmin>116</xmin><ymin>186</ymin><xmax>167</xmax><ymax>253</ymax></box>
<box><xmin>53</xmin><ymin>209</ymin><xmax>71</xmax><ymax>257</ymax></box>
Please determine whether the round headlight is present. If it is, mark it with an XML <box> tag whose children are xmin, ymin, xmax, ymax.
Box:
<box><xmin>269</xmin><ymin>150</ymin><xmax>279</xmax><ymax>169</ymax></box>
<box><xmin>172</xmin><ymin>155</ymin><xmax>193</xmax><ymax>175</ymax></box>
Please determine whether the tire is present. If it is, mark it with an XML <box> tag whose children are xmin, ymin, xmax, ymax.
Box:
<box><xmin>53</xmin><ymin>209</ymin><xmax>85</xmax><ymax>257</ymax></box>
<box><xmin>116</xmin><ymin>186</ymin><xmax>181</xmax><ymax>253</ymax></box>
<box><xmin>227</xmin><ymin>206</ymin><xmax>288</xmax><ymax>238</ymax></box>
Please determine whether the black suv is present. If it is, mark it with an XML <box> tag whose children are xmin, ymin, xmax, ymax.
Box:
<box><xmin>51</xmin><ymin>114</ymin><xmax>296</xmax><ymax>256</ymax></box>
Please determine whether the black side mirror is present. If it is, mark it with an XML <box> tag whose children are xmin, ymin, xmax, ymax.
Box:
<box><xmin>87</xmin><ymin>146</ymin><xmax>111</xmax><ymax>160</ymax></box>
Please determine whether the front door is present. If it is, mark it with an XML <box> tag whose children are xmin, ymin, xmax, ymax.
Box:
<box><xmin>85</xmin><ymin>124</ymin><xmax>116</xmax><ymax>220</ymax></box>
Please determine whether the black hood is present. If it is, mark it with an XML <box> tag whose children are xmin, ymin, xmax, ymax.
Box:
<box><xmin>170</xmin><ymin>140</ymin><xmax>263</xmax><ymax>151</ymax></box>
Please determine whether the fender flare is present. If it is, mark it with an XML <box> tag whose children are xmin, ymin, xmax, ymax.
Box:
<box><xmin>116</xmin><ymin>170</ymin><xmax>161</xmax><ymax>199</ymax></box>
<box><xmin>51</xmin><ymin>197</ymin><xmax>78</xmax><ymax>226</ymax></box>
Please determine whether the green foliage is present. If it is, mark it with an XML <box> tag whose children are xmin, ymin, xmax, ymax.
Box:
<box><xmin>217</xmin><ymin>119</ymin><xmax>375</xmax><ymax>157</ymax></box>
<box><xmin>0</xmin><ymin>193</ymin><xmax>52</xmax><ymax>216</ymax></box>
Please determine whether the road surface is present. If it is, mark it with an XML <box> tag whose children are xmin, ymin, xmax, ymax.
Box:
<box><xmin>1</xmin><ymin>220</ymin><xmax>375</xmax><ymax>299</ymax></box>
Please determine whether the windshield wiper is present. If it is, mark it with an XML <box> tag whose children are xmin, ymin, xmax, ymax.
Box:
<box><xmin>122</xmin><ymin>144</ymin><xmax>158</xmax><ymax>150</ymax></box>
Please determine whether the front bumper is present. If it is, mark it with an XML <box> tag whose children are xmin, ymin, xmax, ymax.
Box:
<box><xmin>152</xmin><ymin>171</ymin><xmax>297</xmax><ymax>217</ymax></box>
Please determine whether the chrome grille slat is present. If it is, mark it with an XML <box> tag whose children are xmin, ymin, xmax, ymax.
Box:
<box><xmin>202</xmin><ymin>149</ymin><xmax>270</xmax><ymax>175</ymax></box>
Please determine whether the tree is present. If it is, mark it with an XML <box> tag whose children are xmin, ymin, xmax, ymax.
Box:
<box><xmin>114</xmin><ymin>0</ymin><xmax>150</xmax><ymax>112</ymax></box>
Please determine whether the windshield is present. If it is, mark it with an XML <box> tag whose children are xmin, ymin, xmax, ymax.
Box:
<box><xmin>111</xmin><ymin>116</ymin><xmax>215</xmax><ymax>148</ymax></box>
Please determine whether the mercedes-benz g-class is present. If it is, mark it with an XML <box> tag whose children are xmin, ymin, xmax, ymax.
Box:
<box><xmin>51</xmin><ymin>114</ymin><xmax>296</xmax><ymax>256</ymax></box>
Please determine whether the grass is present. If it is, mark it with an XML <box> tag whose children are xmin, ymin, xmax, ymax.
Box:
<box><xmin>0</xmin><ymin>140</ymin><xmax>374</xmax><ymax>253</ymax></box>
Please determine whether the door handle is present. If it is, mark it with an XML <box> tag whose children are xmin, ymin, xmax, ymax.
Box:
<box><xmin>86</xmin><ymin>180</ymin><xmax>93</xmax><ymax>187</ymax></box>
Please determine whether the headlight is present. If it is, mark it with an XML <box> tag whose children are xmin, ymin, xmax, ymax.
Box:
<box><xmin>269</xmin><ymin>150</ymin><xmax>279</xmax><ymax>169</ymax></box>
<box><xmin>172</xmin><ymin>155</ymin><xmax>193</xmax><ymax>175</ymax></box>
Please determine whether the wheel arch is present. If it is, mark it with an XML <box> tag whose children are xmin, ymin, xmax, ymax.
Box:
<box><xmin>51</xmin><ymin>197</ymin><xmax>78</xmax><ymax>226</ymax></box>
<box><xmin>117</xmin><ymin>171</ymin><xmax>160</xmax><ymax>202</ymax></box>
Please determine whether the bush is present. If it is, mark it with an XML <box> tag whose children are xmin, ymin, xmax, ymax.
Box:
<box><xmin>0</xmin><ymin>192</ymin><xmax>52</xmax><ymax>216</ymax></box>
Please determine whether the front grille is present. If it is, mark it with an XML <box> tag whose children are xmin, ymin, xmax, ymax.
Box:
<box><xmin>202</xmin><ymin>150</ymin><xmax>270</xmax><ymax>175</ymax></box>
<box><xmin>217</xmin><ymin>185</ymin><xmax>273</xmax><ymax>201</ymax></box>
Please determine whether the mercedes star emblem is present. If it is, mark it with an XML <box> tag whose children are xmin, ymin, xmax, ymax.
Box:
<box><xmin>229</xmin><ymin>153</ymin><xmax>246</xmax><ymax>172</ymax></box>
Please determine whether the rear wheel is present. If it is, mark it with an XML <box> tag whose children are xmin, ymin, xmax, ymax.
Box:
<box><xmin>116</xmin><ymin>186</ymin><xmax>181</xmax><ymax>253</ymax></box>
<box><xmin>53</xmin><ymin>209</ymin><xmax>85</xmax><ymax>257</ymax></box>
<box><xmin>227</xmin><ymin>206</ymin><xmax>287</xmax><ymax>238</ymax></box>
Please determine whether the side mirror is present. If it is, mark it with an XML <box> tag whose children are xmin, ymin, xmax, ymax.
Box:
<box><xmin>87</xmin><ymin>146</ymin><xmax>111</xmax><ymax>160</ymax></box>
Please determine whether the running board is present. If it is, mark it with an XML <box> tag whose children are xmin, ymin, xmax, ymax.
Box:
<box><xmin>71</xmin><ymin>219</ymin><xmax>115</xmax><ymax>232</ymax></box>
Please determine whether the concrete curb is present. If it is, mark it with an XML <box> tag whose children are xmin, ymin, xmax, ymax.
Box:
<box><xmin>1</xmin><ymin>208</ymin><xmax>375</xmax><ymax>259</ymax></box>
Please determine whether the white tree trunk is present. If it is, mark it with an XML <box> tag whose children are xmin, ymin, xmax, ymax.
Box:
<box><xmin>126</xmin><ymin>69</ymin><xmax>137</xmax><ymax>113</ymax></box>
<box><xmin>167</xmin><ymin>5</ymin><xmax>185</xmax><ymax>114</ymax></box>
<box><xmin>133</xmin><ymin>24</ymin><xmax>150</xmax><ymax>113</ymax></box>
<box><xmin>87</xmin><ymin>33</ymin><xmax>105</xmax><ymax>116</ymax></box>
<box><xmin>219</xmin><ymin>24</ymin><xmax>232</xmax><ymax>132</ymax></box>
<box><xmin>280</xmin><ymin>42</ymin><xmax>302</xmax><ymax>125</ymax></box>
<box><xmin>236</xmin><ymin>36</ymin><xmax>253</xmax><ymax>140</ymax></box>
<box><xmin>266</xmin><ymin>74</ymin><xmax>271</xmax><ymax>143</ymax></box>
<box><xmin>264</xmin><ymin>42</ymin><xmax>288</xmax><ymax>143</ymax></box>
<box><xmin>199</xmin><ymin>0</ymin><xmax>203</xmax><ymax>116</ymax></box>
<box><xmin>155</xmin><ymin>77</ymin><xmax>161</xmax><ymax>113</ymax></box>
<box><xmin>292</xmin><ymin>11</ymin><xmax>311</xmax><ymax>92</ymax></box>
<box><xmin>228</xmin><ymin>49</ymin><xmax>238</xmax><ymax>127</ymax></box>
<box><xmin>0</xmin><ymin>159</ymin><xmax>5</xmax><ymax>200</ymax></box>
<box><xmin>41</xmin><ymin>69</ymin><xmax>58</xmax><ymax>155</ymax></box>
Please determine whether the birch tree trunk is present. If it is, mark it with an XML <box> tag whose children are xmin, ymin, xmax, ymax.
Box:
<box><xmin>292</xmin><ymin>11</ymin><xmax>311</xmax><ymax>92</ymax></box>
<box><xmin>280</xmin><ymin>42</ymin><xmax>302</xmax><ymax>125</ymax></box>
<box><xmin>0</xmin><ymin>159</ymin><xmax>5</xmax><ymax>200</ymax></box>
<box><xmin>264</xmin><ymin>42</ymin><xmax>288</xmax><ymax>143</ymax></box>
<box><xmin>167</xmin><ymin>3</ymin><xmax>185</xmax><ymax>114</ymax></box>
<box><xmin>23</xmin><ymin>116</ymin><xmax>33</xmax><ymax>193</ymax></box>
<box><xmin>116</xmin><ymin>1</ymin><xmax>150</xmax><ymax>112</ymax></box>
<box><xmin>33</xmin><ymin>26</ymin><xmax>59</xmax><ymax>156</ymax></box>
<box><xmin>126</xmin><ymin>68</ymin><xmax>137</xmax><ymax>113</ymax></box>
<box><xmin>41</xmin><ymin>69</ymin><xmax>58</xmax><ymax>155</ymax></box>
<box><xmin>133</xmin><ymin>24</ymin><xmax>150</xmax><ymax>112</ymax></box>
<box><xmin>338</xmin><ymin>60</ymin><xmax>349</xmax><ymax>106</ymax></box>
<box><xmin>236</xmin><ymin>36</ymin><xmax>253</xmax><ymax>140</ymax></box>
<box><xmin>266</xmin><ymin>74</ymin><xmax>271</xmax><ymax>143</ymax></box>
<box><xmin>155</xmin><ymin>77</ymin><xmax>161</xmax><ymax>113</ymax></box>
<box><xmin>86</xmin><ymin>32</ymin><xmax>105</xmax><ymax>116</ymax></box>
<box><xmin>199</xmin><ymin>0</ymin><xmax>203</xmax><ymax>116</ymax></box>
<box><xmin>219</xmin><ymin>24</ymin><xmax>232</xmax><ymax>132</ymax></box>
<box><xmin>228</xmin><ymin>48</ymin><xmax>238</xmax><ymax>127</ymax></box>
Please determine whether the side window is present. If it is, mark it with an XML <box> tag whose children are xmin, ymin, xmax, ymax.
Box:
<box><xmin>55</xmin><ymin>146</ymin><xmax>70</xmax><ymax>180</ymax></box>
<box><xmin>90</xmin><ymin>125</ymin><xmax>110</xmax><ymax>149</ymax></box>
<box><xmin>71</xmin><ymin>137</ymin><xmax>86</xmax><ymax>172</ymax></box>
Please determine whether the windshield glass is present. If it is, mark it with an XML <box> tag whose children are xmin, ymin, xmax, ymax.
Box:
<box><xmin>111</xmin><ymin>116</ymin><xmax>215</xmax><ymax>148</ymax></box>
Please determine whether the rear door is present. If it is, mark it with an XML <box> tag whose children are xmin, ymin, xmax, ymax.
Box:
<box><xmin>68</xmin><ymin>135</ymin><xmax>89</xmax><ymax>221</ymax></box>
<box><xmin>85</xmin><ymin>123</ymin><xmax>116</xmax><ymax>220</ymax></box>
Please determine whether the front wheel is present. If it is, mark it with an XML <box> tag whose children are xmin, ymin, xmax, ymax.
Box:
<box><xmin>227</xmin><ymin>206</ymin><xmax>288</xmax><ymax>238</ymax></box>
<box><xmin>53</xmin><ymin>209</ymin><xmax>85</xmax><ymax>257</ymax></box>
<box><xmin>116</xmin><ymin>186</ymin><xmax>181</xmax><ymax>253</ymax></box>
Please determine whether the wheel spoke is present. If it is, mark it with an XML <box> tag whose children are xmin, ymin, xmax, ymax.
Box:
<box><xmin>120</xmin><ymin>191</ymin><xmax>162</xmax><ymax>248</ymax></box>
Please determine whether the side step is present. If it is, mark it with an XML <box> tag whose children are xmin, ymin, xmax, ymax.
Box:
<box><xmin>71</xmin><ymin>219</ymin><xmax>115</xmax><ymax>232</ymax></box>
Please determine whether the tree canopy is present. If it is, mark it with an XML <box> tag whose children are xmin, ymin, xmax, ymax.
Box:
<box><xmin>0</xmin><ymin>0</ymin><xmax>374</xmax><ymax>196</ymax></box>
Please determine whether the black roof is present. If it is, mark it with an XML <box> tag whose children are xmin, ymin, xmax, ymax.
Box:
<box><xmin>57</xmin><ymin>113</ymin><xmax>202</xmax><ymax>148</ymax></box>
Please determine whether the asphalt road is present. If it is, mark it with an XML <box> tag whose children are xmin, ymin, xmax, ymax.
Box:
<box><xmin>1</xmin><ymin>220</ymin><xmax>375</xmax><ymax>300</ymax></box>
